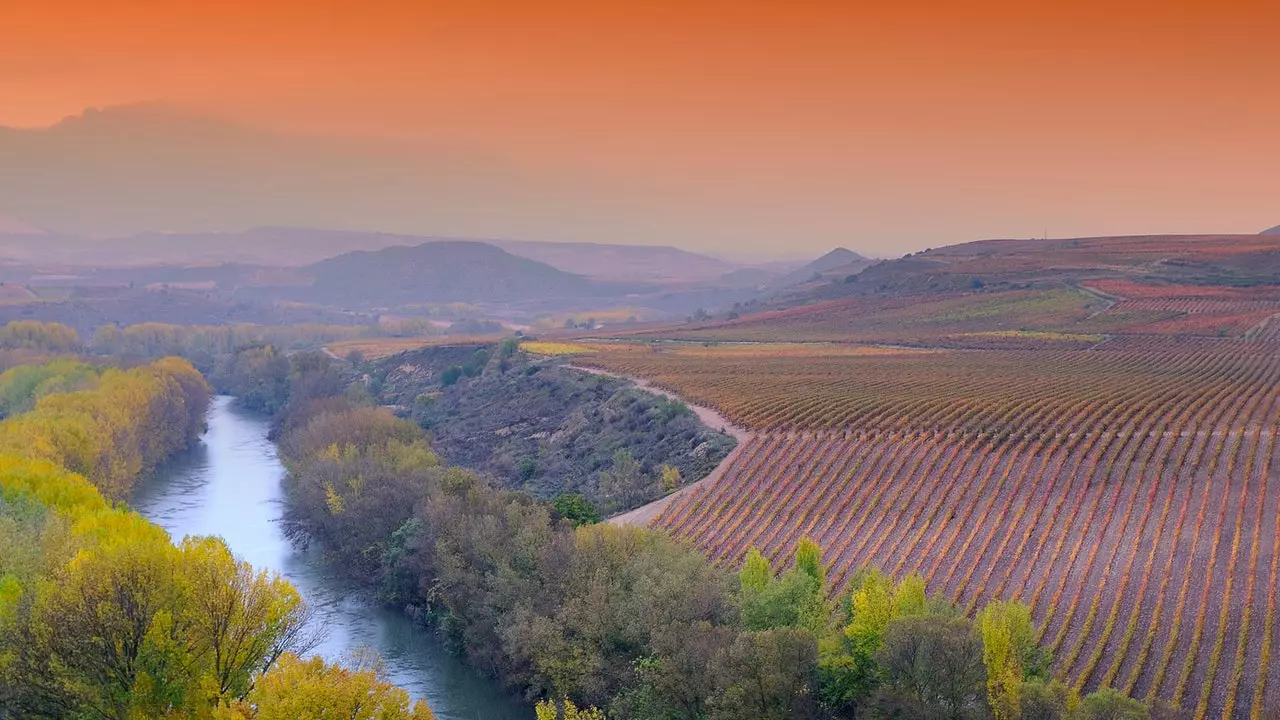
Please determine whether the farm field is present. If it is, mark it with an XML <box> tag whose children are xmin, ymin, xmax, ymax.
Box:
<box><xmin>578</xmin><ymin>235</ymin><xmax>1280</xmax><ymax>718</ymax></box>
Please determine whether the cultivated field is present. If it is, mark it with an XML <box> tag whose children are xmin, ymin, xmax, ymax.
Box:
<box><xmin>576</xmin><ymin>236</ymin><xmax>1280</xmax><ymax>718</ymax></box>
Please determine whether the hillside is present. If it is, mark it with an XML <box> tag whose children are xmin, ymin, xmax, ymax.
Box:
<box><xmin>577</xmin><ymin>234</ymin><xmax>1280</xmax><ymax>718</ymax></box>
<box><xmin>298</xmin><ymin>240</ymin><xmax>600</xmax><ymax>308</ymax></box>
<box><xmin>368</xmin><ymin>344</ymin><xmax>736</xmax><ymax>512</ymax></box>
<box><xmin>1264</xmin><ymin>225</ymin><xmax>1280</xmax><ymax>235</ymax></box>
<box><xmin>635</xmin><ymin>234</ymin><xmax>1280</xmax><ymax>346</ymax></box>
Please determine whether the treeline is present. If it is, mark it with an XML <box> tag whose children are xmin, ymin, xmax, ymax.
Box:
<box><xmin>276</xmin><ymin>388</ymin><xmax>1167</xmax><ymax>720</ymax></box>
<box><xmin>0</xmin><ymin>358</ymin><xmax>208</xmax><ymax>499</ymax></box>
<box><xmin>0</xmin><ymin>358</ymin><xmax>435</xmax><ymax>719</ymax></box>
<box><xmin>0</xmin><ymin>319</ymin><xmax>376</xmax><ymax>369</ymax></box>
<box><xmin>89</xmin><ymin>322</ymin><xmax>378</xmax><ymax>362</ymax></box>
<box><xmin>0</xmin><ymin>321</ymin><xmax>81</xmax><ymax>353</ymax></box>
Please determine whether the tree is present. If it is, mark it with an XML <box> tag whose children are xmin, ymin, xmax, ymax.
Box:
<box><xmin>980</xmin><ymin>600</ymin><xmax>1048</xmax><ymax>720</ymax></box>
<box><xmin>598</xmin><ymin>450</ymin><xmax>657</xmax><ymax>512</ymax></box>
<box><xmin>740</xmin><ymin>548</ymin><xmax>772</xmax><ymax>595</ymax></box>
<box><xmin>179</xmin><ymin>536</ymin><xmax>317</xmax><ymax>703</ymax></box>
<box><xmin>739</xmin><ymin>542</ymin><xmax>827</xmax><ymax>635</ymax></box>
<box><xmin>1078</xmin><ymin>688</ymin><xmax>1148</xmax><ymax>720</ymax></box>
<box><xmin>845</xmin><ymin>570</ymin><xmax>927</xmax><ymax>654</ymax></box>
<box><xmin>226</xmin><ymin>652</ymin><xmax>435</xmax><ymax>719</ymax></box>
<box><xmin>440</xmin><ymin>365</ymin><xmax>463</xmax><ymax>386</ymax></box>
<box><xmin>1018</xmin><ymin>680</ymin><xmax>1080</xmax><ymax>720</ymax></box>
<box><xmin>551</xmin><ymin>494</ymin><xmax>600</xmax><ymax>527</ymax></box>
<box><xmin>709</xmin><ymin>628</ymin><xmax>820</xmax><ymax>720</ymax></box>
<box><xmin>21</xmin><ymin>523</ymin><xmax>192</xmax><ymax>719</ymax></box>
<box><xmin>873</xmin><ymin>615</ymin><xmax>991</xmax><ymax>720</ymax></box>
<box><xmin>660</xmin><ymin>465</ymin><xmax>681</xmax><ymax>494</ymax></box>
<box><xmin>536</xmin><ymin>698</ymin><xmax>606</xmax><ymax>720</ymax></box>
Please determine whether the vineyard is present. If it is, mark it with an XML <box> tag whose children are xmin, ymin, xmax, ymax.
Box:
<box><xmin>569</xmin><ymin>236</ymin><xmax>1280</xmax><ymax>719</ymax></box>
<box><xmin>577</xmin><ymin>338</ymin><xmax>1280</xmax><ymax>718</ymax></box>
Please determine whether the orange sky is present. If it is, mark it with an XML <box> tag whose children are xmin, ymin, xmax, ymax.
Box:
<box><xmin>2</xmin><ymin>0</ymin><xmax>1279</xmax><ymax>253</ymax></box>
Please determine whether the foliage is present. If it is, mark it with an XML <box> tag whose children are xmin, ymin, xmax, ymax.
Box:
<box><xmin>0</xmin><ymin>359</ymin><xmax>365</xmax><ymax>719</ymax></box>
<box><xmin>872</xmin><ymin>615</ymin><xmax>990</xmax><ymax>720</ymax></box>
<box><xmin>220</xmin><ymin>652</ymin><xmax>435</xmax><ymax>720</ymax></box>
<box><xmin>1078</xmin><ymin>688</ymin><xmax>1149</xmax><ymax>720</ymax></box>
<box><xmin>980</xmin><ymin>600</ymin><xmax>1050</xmax><ymax>719</ymax></box>
<box><xmin>0</xmin><ymin>357</ymin><xmax>443</xmax><ymax>719</ymax></box>
<box><xmin>0</xmin><ymin>359</ymin><xmax>101</xmax><ymax>417</ymax></box>
<box><xmin>0</xmin><ymin>357</ymin><xmax>209</xmax><ymax>499</ymax></box>
<box><xmin>551</xmin><ymin>493</ymin><xmax>601</xmax><ymax>527</ymax></box>
<box><xmin>536</xmin><ymin>697</ymin><xmax>606</xmax><ymax>720</ymax></box>
<box><xmin>89</xmin><ymin>322</ymin><xmax>377</xmax><ymax>363</ymax></box>
<box><xmin>0</xmin><ymin>321</ymin><xmax>80</xmax><ymax>353</ymax></box>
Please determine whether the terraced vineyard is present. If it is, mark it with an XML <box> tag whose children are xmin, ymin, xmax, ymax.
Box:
<box><xmin>581</xmin><ymin>338</ymin><xmax>1280</xmax><ymax>717</ymax></box>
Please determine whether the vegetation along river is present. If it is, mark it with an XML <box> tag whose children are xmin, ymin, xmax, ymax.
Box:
<box><xmin>132</xmin><ymin>395</ymin><xmax>530</xmax><ymax>720</ymax></box>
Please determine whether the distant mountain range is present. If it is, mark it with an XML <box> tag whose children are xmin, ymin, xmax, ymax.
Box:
<box><xmin>0</xmin><ymin>103</ymin><xmax>556</xmax><ymax>240</ymax></box>
<box><xmin>1264</xmin><ymin>225</ymin><xmax>1280</xmax><ymax>235</ymax></box>
<box><xmin>0</xmin><ymin>225</ymin><xmax>748</xmax><ymax>284</ymax></box>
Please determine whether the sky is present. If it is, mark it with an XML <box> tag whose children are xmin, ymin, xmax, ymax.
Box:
<box><xmin>2</xmin><ymin>0</ymin><xmax>1279</xmax><ymax>255</ymax></box>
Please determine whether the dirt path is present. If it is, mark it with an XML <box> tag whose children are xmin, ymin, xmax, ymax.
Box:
<box><xmin>565</xmin><ymin>364</ymin><xmax>755</xmax><ymax>527</ymax></box>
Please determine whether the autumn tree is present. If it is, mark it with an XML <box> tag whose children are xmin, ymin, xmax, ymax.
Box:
<box><xmin>980</xmin><ymin>600</ymin><xmax>1049</xmax><ymax>720</ymax></box>
<box><xmin>221</xmin><ymin>652</ymin><xmax>435</xmax><ymax>720</ymax></box>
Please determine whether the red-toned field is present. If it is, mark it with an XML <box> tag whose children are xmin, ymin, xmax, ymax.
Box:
<box><xmin>581</xmin><ymin>235</ymin><xmax>1280</xmax><ymax>718</ymax></box>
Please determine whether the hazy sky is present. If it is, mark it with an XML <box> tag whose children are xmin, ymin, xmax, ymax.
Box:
<box><xmin>3</xmin><ymin>0</ymin><xmax>1279</xmax><ymax>255</ymax></box>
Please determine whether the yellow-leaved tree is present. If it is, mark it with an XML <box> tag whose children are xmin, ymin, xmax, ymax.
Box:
<box><xmin>216</xmin><ymin>652</ymin><xmax>435</xmax><ymax>720</ymax></box>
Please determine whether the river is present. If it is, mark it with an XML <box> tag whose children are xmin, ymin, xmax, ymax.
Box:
<box><xmin>132</xmin><ymin>396</ymin><xmax>531</xmax><ymax>720</ymax></box>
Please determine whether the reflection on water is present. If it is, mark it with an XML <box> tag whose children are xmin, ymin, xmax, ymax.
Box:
<box><xmin>132</xmin><ymin>396</ymin><xmax>530</xmax><ymax>720</ymax></box>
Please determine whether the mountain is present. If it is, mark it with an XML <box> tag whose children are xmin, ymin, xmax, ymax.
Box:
<box><xmin>298</xmin><ymin>241</ymin><xmax>599</xmax><ymax>308</ymax></box>
<box><xmin>0</xmin><ymin>226</ymin><xmax>742</xmax><ymax>285</ymax></box>
<box><xmin>489</xmin><ymin>239</ymin><xmax>735</xmax><ymax>283</ymax></box>
<box><xmin>0</xmin><ymin>104</ymin><xmax>545</xmax><ymax>239</ymax></box>
<box><xmin>772</xmin><ymin>247</ymin><xmax>874</xmax><ymax>288</ymax></box>
<box><xmin>1263</xmin><ymin>225</ymin><xmax>1280</xmax><ymax>235</ymax></box>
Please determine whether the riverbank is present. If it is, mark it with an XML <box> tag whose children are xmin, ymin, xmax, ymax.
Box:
<box><xmin>564</xmin><ymin>364</ymin><xmax>756</xmax><ymax>527</ymax></box>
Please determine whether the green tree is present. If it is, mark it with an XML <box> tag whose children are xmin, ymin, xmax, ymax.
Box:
<box><xmin>709</xmin><ymin>628</ymin><xmax>820</xmax><ymax>720</ymax></box>
<box><xmin>873</xmin><ymin>614</ymin><xmax>991</xmax><ymax>720</ymax></box>
<box><xmin>551</xmin><ymin>493</ymin><xmax>601</xmax><ymax>527</ymax></box>
<box><xmin>1078</xmin><ymin>688</ymin><xmax>1148</xmax><ymax>720</ymax></box>
<box><xmin>739</xmin><ymin>541</ymin><xmax>828</xmax><ymax>635</ymax></box>
<box><xmin>1018</xmin><ymin>680</ymin><xmax>1080</xmax><ymax>720</ymax></box>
